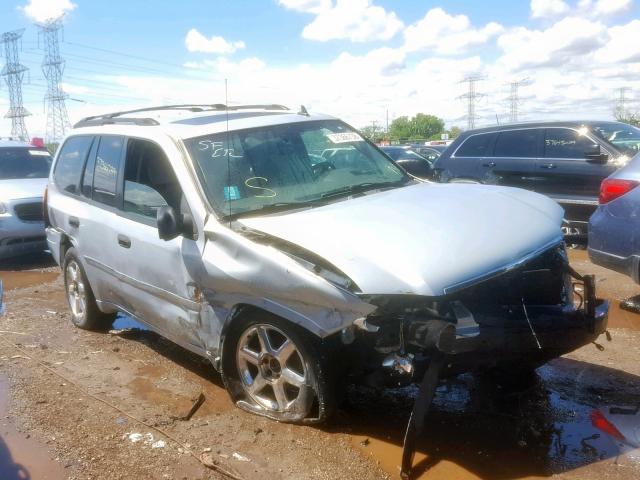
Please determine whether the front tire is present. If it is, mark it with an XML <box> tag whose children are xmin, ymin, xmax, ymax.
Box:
<box><xmin>63</xmin><ymin>247</ymin><xmax>115</xmax><ymax>330</ymax></box>
<box><xmin>221</xmin><ymin>310</ymin><xmax>335</xmax><ymax>423</ymax></box>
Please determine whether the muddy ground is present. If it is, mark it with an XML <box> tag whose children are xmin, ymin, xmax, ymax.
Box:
<box><xmin>0</xmin><ymin>250</ymin><xmax>639</xmax><ymax>480</ymax></box>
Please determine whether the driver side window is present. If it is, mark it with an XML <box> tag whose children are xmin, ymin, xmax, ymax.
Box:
<box><xmin>544</xmin><ymin>128</ymin><xmax>594</xmax><ymax>159</ymax></box>
<box><xmin>123</xmin><ymin>139</ymin><xmax>182</xmax><ymax>220</ymax></box>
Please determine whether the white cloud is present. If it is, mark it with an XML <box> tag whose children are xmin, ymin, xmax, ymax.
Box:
<box><xmin>497</xmin><ymin>17</ymin><xmax>608</xmax><ymax>70</ymax></box>
<box><xmin>185</xmin><ymin>29</ymin><xmax>245</xmax><ymax>54</ymax></box>
<box><xmin>298</xmin><ymin>0</ymin><xmax>404</xmax><ymax>42</ymax></box>
<box><xmin>277</xmin><ymin>0</ymin><xmax>331</xmax><ymax>14</ymax></box>
<box><xmin>530</xmin><ymin>0</ymin><xmax>569</xmax><ymax>18</ymax></box>
<box><xmin>18</xmin><ymin>0</ymin><xmax>76</xmax><ymax>23</ymax></box>
<box><xmin>331</xmin><ymin>47</ymin><xmax>406</xmax><ymax>77</ymax></box>
<box><xmin>403</xmin><ymin>8</ymin><xmax>503</xmax><ymax>55</ymax></box>
<box><xmin>59</xmin><ymin>83</ymin><xmax>90</xmax><ymax>95</ymax></box>
<box><xmin>593</xmin><ymin>0</ymin><xmax>632</xmax><ymax>15</ymax></box>
<box><xmin>594</xmin><ymin>19</ymin><xmax>640</xmax><ymax>63</ymax></box>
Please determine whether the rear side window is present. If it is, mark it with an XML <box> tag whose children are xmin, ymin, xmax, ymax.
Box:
<box><xmin>494</xmin><ymin>129</ymin><xmax>539</xmax><ymax>158</ymax></box>
<box><xmin>544</xmin><ymin>128</ymin><xmax>594</xmax><ymax>159</ymax></box>
<box><xmin>455</xmin><ymin>133</ymin><xmax>495</xmax><ymax>157</ymax></box>
<box><xmin>0</xmin><ymin>148</ymin><xmax>51</xmax><ymax>180</ymax></box>
<box><xmin>54</xmin><ymin>136</ymin><xmax>93</xmax><ymax>194</ymax></box>
<box><xmin>93</xmin><ymin>136</ymin><xmax>124</xmax><ymax>206</ymax></box>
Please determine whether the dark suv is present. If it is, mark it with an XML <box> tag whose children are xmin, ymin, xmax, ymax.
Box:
<box><xmin>433</xmin><ymin>121</ymin><xmax>640</xmax><ymax>235</ymax></box>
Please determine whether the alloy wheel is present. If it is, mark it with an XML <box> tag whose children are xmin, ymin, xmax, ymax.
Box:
<box><xmin>236</xmin><ymin>324</ymin><xmax>308</xmax><ymax>413</ymax></box>
<box><xmin>66</xmin><ymin>260</ymin><xmax>86</xmax><ymax>320</ymax></box>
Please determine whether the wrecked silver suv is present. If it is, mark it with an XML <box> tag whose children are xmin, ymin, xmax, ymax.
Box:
<box><xmin>45</xmin><ymin>105</ymin><xmax>608</xmax><ymax>424</ymax></box>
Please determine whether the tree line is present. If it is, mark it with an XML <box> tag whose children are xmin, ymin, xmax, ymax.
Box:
<box><xmin>359</xmin><ymin>113</ymin><xmax>460</xmax><ymax>143</ymax></box>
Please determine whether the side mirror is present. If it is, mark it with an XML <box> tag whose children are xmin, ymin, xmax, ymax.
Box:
<box><xmin>585</xmin><ymin>144</ymin><xmax>608</xmax><ymax>163</ymax></box>
<box><xmin>157</xmin><ymin>206</ymin><xmax>180</xmax><ymax>241</ymax></box>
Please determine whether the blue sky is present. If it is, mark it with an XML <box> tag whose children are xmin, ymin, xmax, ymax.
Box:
<box><xmin>1</xmin><ymin>0</ymin><xmax>639</xmax><ymax>139</ymax></box>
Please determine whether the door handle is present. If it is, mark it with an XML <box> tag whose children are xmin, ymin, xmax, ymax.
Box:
<box><xmin>68</xmin><ymin>216</ymin><xmax>79</xmax><ymax>228</ymax></box>
<box><xmin>482</xmin><ymin>161</ymin><xmax>496</xmax><ymax>167</ymax></box>
<box><xmin>117</xmin><ymin>234</ymin><xmax>131</xmax><ymax>249</ymax></box>
<box><xmin>540</xmin><ymin>163</ymin><xmax>556</xmax><ymax>169</ymax></box>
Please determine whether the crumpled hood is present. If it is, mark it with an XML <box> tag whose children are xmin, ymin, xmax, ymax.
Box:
<box><xmin>0</xmin><ymin>178</ymin><xmax>47</xmax><ymax>201</ymax></box>
<box><xmin>239</xmin><ymin>182</ymin><xmax>564</xmax><ymax>296</ymax></box>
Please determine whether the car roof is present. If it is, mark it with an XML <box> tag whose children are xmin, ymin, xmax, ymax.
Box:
<box><xmin>0</xmin><ymin>138</ymin><xmax>32</xmax><ymax>148</ymax></box>
<box><xmin>459</xmin><ymin>120</ymin><xmax>629</xmax><ymax>136</ymax></box>
<box><xmin>67</xmin><ymin>105</ymin><xmax>338</xmax><ymax>141</ymax></box>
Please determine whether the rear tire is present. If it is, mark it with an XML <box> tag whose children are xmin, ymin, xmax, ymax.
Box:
<box><xmin>221</xmin><ymin>310</ymin><xmax>336</xmax><ymax>424</ymax></box>
<box><xmin>63</xmin><ymin>247</ymin><xmax>115</xmax><ymax>330</ymax></box>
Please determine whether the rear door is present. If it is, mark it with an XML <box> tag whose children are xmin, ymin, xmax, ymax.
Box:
<box><xmin>74</xmin><ymin>135</ymin><xmax>128</xmax><ymax>307</ymax></box>
<box><xmin>484</xmin><ymin>128</ymin><xmax>542</xmax><ymax>190</ymax></box>
<box><xmin>441</xmin><ymin>132</ymin><xmax>497</xmax><ymax>182</ymax></box>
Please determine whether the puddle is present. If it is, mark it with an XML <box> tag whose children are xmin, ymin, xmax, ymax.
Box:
<box><xmin>0</xmin><ymin>376</ymin><xmax>66</xmax><ymax>480</ymax></box>
<box><xmin>347</xmin><ymin>359</ymin><xmax>640</xmax><ymax>479</ymax></box>
<box><xmin>112</xmin><ymin>313</ymin><xmax>150</xmax><ymax>331</ymax></box>
<box><xmin>0</xmin><ymin>270</ymin><xmax>59</xmax><ymax>291</ymax></box>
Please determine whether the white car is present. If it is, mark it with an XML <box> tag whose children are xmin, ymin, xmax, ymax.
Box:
<box><xmin>0</xmin><ymin>139</ymin><xmax>52</xmax><ymax>260</ymax></box>
<box><xmin>45</xmin><ymin>104</ymin><xmax>608</xmax><ymax>423</ymax></box>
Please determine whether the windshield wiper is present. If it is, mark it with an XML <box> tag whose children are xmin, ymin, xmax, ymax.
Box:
<box><xmin>225</xmin><ymin>201</ymin><xmax>320</xmax><ymax>220</ymax></box>
<box><xmin>320</xmin><ymin>180</ymin><xmax>408</xmax><ymax>199</ymax></box>
<box><xmin>225</xmin><ymin>180</ymin><xmax>410</xmax><ymax>221</ymax></box>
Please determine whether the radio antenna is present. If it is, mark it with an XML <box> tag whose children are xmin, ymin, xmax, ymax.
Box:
<box><xmin>225</xmin><ymin>78</ymin><xmax>232</xmax><ymax>226</ymax></box>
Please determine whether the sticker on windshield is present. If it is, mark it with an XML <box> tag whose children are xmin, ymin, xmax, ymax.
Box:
<box><xmin>224</xmin><ymin>186</ymin><xmax>241</xmax><ymax>201</ymax></box>
<box><xmin>29</xmin><ymin>150</ymin><xmax>50</xmax><ymax>156</ymax></box>
<box><xmin>326</xmin><ymin>132</ymin><xmax>363</xmax><ymax>144</ymax></box>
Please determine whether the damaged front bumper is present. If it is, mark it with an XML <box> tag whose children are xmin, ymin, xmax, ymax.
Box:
<box><xmin>350</xmin><ymin>249</ymin><xmax>610</xmax><ymax>384</ymax></box>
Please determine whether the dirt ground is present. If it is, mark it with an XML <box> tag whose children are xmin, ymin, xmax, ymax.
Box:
<box><xmin>0</xmin><ymin>250</ymin><xmax>639</xmax><ymax>480</ymax></box>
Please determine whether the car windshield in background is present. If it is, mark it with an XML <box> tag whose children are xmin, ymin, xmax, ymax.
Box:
<box><xmin>0</xmin><ymin>148</ymin><xmax>52</xmax><ymax>180</ymax></box>
<box><xmin>185</xmin><ymin>120</ymin><xmax>409</xmax><ymax>218</ymax></box>
<box><xmin>383</xmin><ymin>148</ymin><xmax>428</xmax><ymax>162</ymax></box>
<box><xmin>591</xmin><ymin>122</ymin><xmax>640</xmax><ymax>156</ymax></box>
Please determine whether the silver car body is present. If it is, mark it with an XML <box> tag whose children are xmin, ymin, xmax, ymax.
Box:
<box><xmin>46</xmin><ymin>109</ymin><xmax>566</xmax><ymax>366</ymax></box>
<box><xmin>0</xmin><ymin>140</ymin><xmax>50</xmax><ymax>260</ymax></box>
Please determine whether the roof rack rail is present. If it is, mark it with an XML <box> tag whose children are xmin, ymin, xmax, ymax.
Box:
<box><xmin>73</xmin><ymin>104</ymin><xmax>290</xmax><ymax>129</ymax></box>
<box><xmin>73</xmin><ymin>117</ymin><xmax>160</xmax><ymax>128</ymax></box>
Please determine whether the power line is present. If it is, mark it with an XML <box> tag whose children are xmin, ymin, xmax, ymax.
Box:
<box><xmin>458</xmin><ymin>75</ymin><xmax>486</xmax><ymax>130</ymax></box>
<box><xmin>38</xmin><ymin>17</ymin><xmax>71</xmax><ymax>143</ymax></box>
<box><xmin>62</xmin><ymin>40</ymin><xmax>186</xmax><ymax>70</ymax></box>
<box><xmin>1</xmin><ymin>29</ymin><xmax>30</xmax><ymax>140</ymax></box>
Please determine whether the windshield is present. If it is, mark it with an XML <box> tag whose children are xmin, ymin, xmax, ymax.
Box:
<box><xmin>0</xmin><ymin>147</ymin><xmax>52</xmax><ymax>180</ymax></box>
<box><xmin>185</xmin><ymin>120</ymin><xmax>409</xmax><ymax>218</ymax></box>
<box><xmin>383</xmin><ymin>148</ymin><xmax>426</xmax><ymax>161</ymax></box>
<box><xmin>590</xmin><ymin>122</ymin><xmax>640</xmax><ymax>156</ymax></box>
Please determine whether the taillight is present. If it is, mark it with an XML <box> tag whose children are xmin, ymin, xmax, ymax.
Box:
<box><xmin>599</xmin><ymin>178</ymin><xmax>639</xmax><ymax>204</ymax></box>
<box><xmin>590</xmin><ymin>410</ymin><xmax>626</xmax><ymax>442</ymax></box>
<box><xmin>31</xmin><ymin>137</ymin><xmax>45</xmax><ymax>148</ymax></box>
<box><xmin>43</xmin><ymin>185</ymin><xmax>50</xmax><ymax>227</ymax></box>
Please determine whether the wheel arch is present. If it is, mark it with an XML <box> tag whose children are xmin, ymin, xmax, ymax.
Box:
<box><xmin>218</xmin><ymin>302</ymin><xmax>327</xmax><ymax>369</ymax></box>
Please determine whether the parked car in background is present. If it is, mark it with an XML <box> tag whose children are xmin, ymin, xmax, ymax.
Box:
<box><xmin>433</xmin><ymin>121</ymin><xmax>640</xmax><ymax>238</ymax></box>
<box><xmin>0</xmin><ymin>138</ymin><xmax>52</xmax><ymax>260</ymax></box>
<box><xmin>409</xmin><ymin>144</ymin><xmax>448</xmax><ymax>161</ymax></box>
<box><xmin>46</xmin><ymin>104</ymin><xmax>607</xmax><ymax>425</ymax></box>
<box><xmin>589</xmin><ymin>152</ymin><xmax>640</xmax><ymax>283</ymax></box>
<box><xmin>380</xmin><ymin>145</ymin><xmax>434</xmax><ymax>179</ymax></box>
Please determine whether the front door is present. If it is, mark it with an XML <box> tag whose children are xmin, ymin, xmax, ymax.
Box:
<box><xmin>534</xmin><ymin>127</ymin><xmax>617</xmax><ymax>199</ymax></box>
<box><xmin>111</xmin><ymin>138</ymin><xmax>204</xmax><ymax>352</ymax></box>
